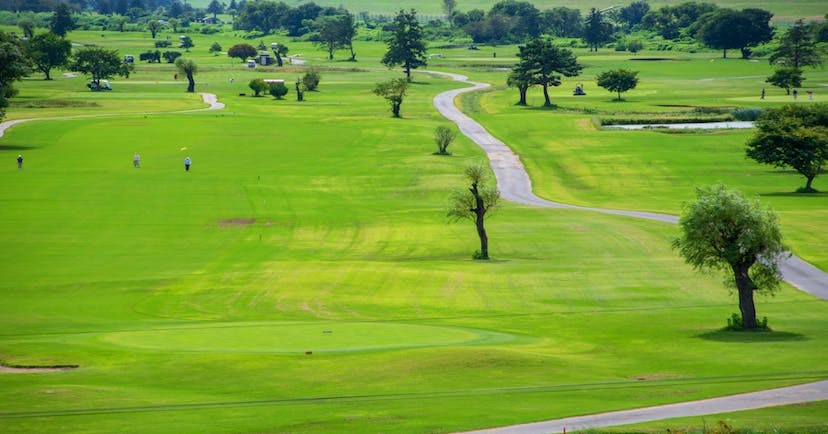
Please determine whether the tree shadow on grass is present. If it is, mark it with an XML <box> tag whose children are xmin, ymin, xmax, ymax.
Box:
<box><xmin>697</xmin><ymin>329</ymin><xmax>808</xmax><ymax>343</ymax></box>
<box><xmin>761</xmin><ymin>191</ymin><xmax>827</xmax><ymax>198</ymax></box>
<box><xmin>0</xmin><ymin>145</ymin><xmax>35</xmax><ymax>151</ymax></box>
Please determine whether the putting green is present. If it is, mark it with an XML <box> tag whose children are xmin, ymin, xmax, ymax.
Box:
<box><xmin>99</xmin><ymin>322</ymin><xmax>517</xmax><ymax>354</ymax></box>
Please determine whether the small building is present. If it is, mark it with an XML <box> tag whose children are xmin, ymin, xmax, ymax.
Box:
<box><xmin>202</xmin><ymin>17</ymin><xmax>221</xmax><ymax>24</ymax></box>
<box><xmin>124</xmin><ymin>55</ymin><xmax>134</xmax><ymax>63</ymax></box>
<box><xmin>247</xmin><ymin>60</ymin><xmax>256</xmax><ymax>68</ymax></box>
<box><xmin>258</xmin><ymin>53</ymin><xmax>273</xmax><ymax>66</ymax></box>
<box><xmin>263</xmin><ymin>79</ymin><xmax>285</xmax><ymax>85</ymax></box>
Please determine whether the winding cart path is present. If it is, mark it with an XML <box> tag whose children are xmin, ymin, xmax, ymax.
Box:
<box><xmin>427</xmin><ymin>71</ymin><xmax>828</xmax><ymax>433</ymax></box>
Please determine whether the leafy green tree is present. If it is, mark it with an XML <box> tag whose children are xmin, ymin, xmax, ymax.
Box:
<box><xmin>302</xmin><ymin>68</ymin><xmax>320</xmax><ymax>91</ymax></box>
<box><xmin>618</xmin><ymin>0</ymin><xmax>650</xmax><ymax>29</ymax></box>
<box><xmin>766</xmin><ymin>67</ymin><xmax>804</xmax><ymax>95</ymax></box>
<box><xmin>69</xmin><ymin>46</ymin><xmax>132</xmax><ymax>91</ymax></box>
<box><xmin>596</xmin><ymin>69</ymin><xmax>639</xmax><ymax>101</ymax></box>
<box><xmin>168</xmin><ymin>18</ymin><xmax>179</xmax><ymax>33</ymax></box>
<box><xmin>382</xmin><ymin>9</ymin><xmax>427</xmax><ymax>82</ymax></box>
<box><xmin>228</xmin><ymin>43</ymin><xmax>257</xmax><ymax>62</ymax></box>
<box><xmin>314</xmin><ymin>15</ymin><xmax>347</xmax><ymax>60</ymax></box>
<box><xmin>673</xmin><ymin>184</ymin><xmax>786</xmax><ymax>330</ymax></box>
<box><xmin>272</xmin><ymin>43</ymin><xmax>288</xmax><ymax>66</ymax></box>
<box><xmin>179</xmin><ymin>35</ymin><xmax>193</xmax><ymax>52</ymax></box>
<box><xmin>541</xmin><ymin>7</ymin><xmax>582</xmax><ymax>38</ymax></box>
<box><xmin>17</xmin><ymin>19</ymin><xmax>35</xmax><ymax>39</ymax></box>
<box><xmin>113</xmin><ymin>15</ymin><xmax>128</xmax><ymax>32</ymax></box>
<box><xmin>206</xmin><ymin>0</ymin><xmax>224</xmax><ymax>18</ymax></box>
<box><xmin>514</xmin><ymin>38</ymin><xmax>582</xmax><ymax>107</ymax></box>
<box><xmin>373</xmin><ymin>77</ymin><xmax>409</xmax><ymax>118</ymax></box>
<box><xmin>249</xmin><ymin>78</ymin><xmax>267</xmax><ymax>96</ymax></box>
<box><xmin>448</xmin><ymin>165</ymin><xmax>501</xmax><ymax>260</ymax></box>
<box><xmin>697</xmin><ymin>8</ymin><xmax>773</xmax><ymax>59</ymax></box>
<box><xmin>434</xmin><ymin>126</ymin><xmax>456</xmax><ymax>155</ymax></box>
<box><xmin>746</xmin><ymin>104</ymin><xmax>828</xmax><ymax>192</ymax></box>
<box><xmin>163</xmin><ymin>51</ymin><xmax>182</xmax><ymax>63</ymax></box>
<box><xmin>295</xmin><ymin>77</ymin><xmax>306</xmax><ymax>101</ymax></box>
<box><xmin>769</xmin><ymin>19</ymin><xmax>822</xmax><ymax>69</ymax></box>
<box><xmin>627</xmin><ymin>39</ymin><xmax>643</xmax><ymax>54</ymax></box>
<box><xmin>582</xmin><ymin>7</ymin><xmax>613</xmax><ymax>52</ymax></box>
<box><xmin>269</xmin><ymin>81</ymin><xmax>288</xmax><ymax>99</ymax></box>
<box><xmin>506</xmin><ymin>68</ymin><xmax>534</xmax><ymax>106</ymax></box>
<box><xmin>139</xmin><ymin>50</ymin><xmax>161</xmax><ymax>63</ymax></box>
<box><xmin>147</xmin><ymin>20</ymin><xmax>161</xmax><ymax>38</ymax></box>
<box><xmin>26</xmin><ymin>32</ymin><xmax>72</xmax><ymax>80</ymax></box>
<box><xmin>209</xmin><ymin>42</ymin><xmax>222</xmax><ymax>55</ymax></box>
<box><xmin>0</xmin><ymin>32</ymin><xmax>31</xmax><ymax>121</ymax></box>
<box><xmin>234</xmin><ymin>1</ymin><xmax>283</xmax><ymax>35</ymax></box>
<box><xmin>174</xmin><ymin>57</ymin><xmax>197</xmax><ymax>92</ymax></box>
<box><xmin>50</xmin><ymin>2</ymin><xmax>75</xmax><ymax>37</ymax></box>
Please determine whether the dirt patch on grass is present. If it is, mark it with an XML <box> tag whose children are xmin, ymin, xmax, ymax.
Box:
<box><xmin>217</xmin><ymin>218</ymin><xmax>256</xmax><ymax>228</ymax></box>
<box><xmin>629</xmin><ymin>58</ymin><xmax>690</xmax><ymax>61</ymax></box>
<box><xmin>629</xmin><ymin>372</ymin><xmax>681</xmax><ymax>381</ymax></box>
<box><xmin>0</xmin><ymin>364</ymin><xmax>78</xmax><ymax>373</ymax></box>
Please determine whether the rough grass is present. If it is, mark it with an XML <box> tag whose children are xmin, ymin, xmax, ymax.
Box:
<box><xmin>0</xmin><ymin>31</ymin><xmax>826</xmax><ymax>433</ymax></box>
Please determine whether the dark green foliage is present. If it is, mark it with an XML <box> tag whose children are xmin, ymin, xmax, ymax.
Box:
<box><xmin>766</xmin><ymin>67</ymin><xmax>804</xmax><ymax>95</ymax></box>
<box><xmin>697</xmin><ymin>8</ymin><xmax>773</xmax><ymax>59</ymax></box>
<box><xmin>642</xmin><ymin>2</ymin><xmax>719</xmax><ymax>40</ymax></box>
<box><xmin>179</xmin><ymin>35</ymin><xmax>193</xmax><ymax>52</ymax></box>
<box><xmin>268</xmin><ymin>82</ymin><xmax>288</xmax><ymax>99</ymax></box>
<box><xmin>618</xmin><ymin>1</ymin><xmax>650</xmax><ymax>30</ymax></box>
<box><xmin>769</xmin><ymin>19</ymin><xmax>823</xmax><ymax>69</ymax></box>
<box><xmin>595</xmin><ymin>69</ymin><xmax>639</xmax><ymax>101</ymax></box>
<box><xmin>146</xmin><ymin>20</ymin><xmax>161</xmax><ymax>38</ymax></box>
<box><xmin>382</xmin><ymin>9</ymin><xmax>427</xmax><ymax>81</ymax></box>
<box><xmin>206</xmin><ymin>0</ymin><xmax>224</xmax><ymax>18</ymax></box>
<box><xmin>69</xmin><ymin>46</ymin><xmax>132</xmax><ymax>91</ymax></box>
<box><xmin>272</xmin><ymin>43</ymin><xmax>288</xmax><ymax>66</ymax></box>
<box><xmin>209</xmin><ymin>42</ymin><xmax>222</xmax><ymax>55</ymax></box>
<box><xmin>313</xmin><ymin>14</ymin><xmax>356</xmax><ymax>61</ymax></box>
<box><xmin>0</xmin><ymin>31</ymin><xmax>31</xmax><ymax>121</ymax></box>
<box><xmin>673</xmin><ymin>184</ymin><xmax>787</xmax><ymax>329</ymax></box>
<box><xmin>50</xmin><ymin>3</ymin><xmax>75</xmax><ymax>37</ymax></box>
<box><xmin>17</xmin><ymin>19</ymin><xmax>35</xmax><ymax>39</ymax></box>
<box><xmin>26</xmin><ymin>32</ymin><xmax>72</xmax><ymax>80</ymax></box>
<box><xmin>541</xmin><ymin>7</ymin><xmax>582</xmax><ymax>38</ymax></box>
<box><xmin>228</xmin><ymin>43</ymin><xmax>257</xmax><ymax>62</ymax></box>
<box><xmin>746</xmin><ymin>104</ymin><xmax>828</xmax><ymax>192</ymax></box>
<box><xmin>155</xmin><ymin>40</ymin><xmax>171</xmax><ymax>48</ymax></box>
<box><xmin>582</xmin><ymin>7</ymin><xmax>613</xmax><ymax>52</ymax></box>
<box><xmin>373</xmin><ymin>78</ymin><xmax>409</xmax><ymax>117</ymax></box>
<box><xmin>514</xmin><ymin>38</ymin><xmax>582</xmax><ymax>106</ymax></box>
<box><xmin>302</xmin><ymin>68</ymin><xmax>320</xmax><ymax>91</ymax></box>
<box><xmin>139</xmin><ymin>50</ymin><xmax>161</xmax><ymax>63</ymax></box>
<box><xmin>162</xmin><ymin>51</ymin><xmax>182</xmax><ymax>63</ymax></box>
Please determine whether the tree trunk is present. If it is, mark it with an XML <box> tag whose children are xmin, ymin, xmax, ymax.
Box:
<box><xmin>617</xmin><ymin>90</ymin><xmax>621</xmax><ymax>101</ymax></box>
<box><xmin>349</xmin><ymin>45</ymin><xmax>356</xmax><ymax>61</ymax></box>
<box><xmin>805</xmin><ymin>175</ymin><xmax>815</xmax><ymax>191</ymax></box>
<box><xmin>328</xmin><ymin>46</ymin><xmax>333</xmax><ymax>60</ymax></box>
<box><xmin>542</xmin><ymin>82</ymin><xmax>551</xmax><ymax>106</ymax></box>
<box><xmin>405</xmin><ymin>63</ymin><xmax>411</xmax><ymax>82</ymax></box>
<box><xmin>392</xmin><ymin>102</ymin><xmax>400</xmax><ymax>117</ymax></box>
<box><xmin>732</xmin><ymin>264</ymin><xmax>758</xmax><ymax>329</ymax></box>
<box><xmin>186</xmin><ymin>73</ymin><xmax>195</xmax><ymax>92</ymax></box>
<box><xmin>722</xmin><ymin>48</ymin><xmax>727</xmax><ymax>59</ymax></box>
<box><xmin>275</xmin><ymin>54</ymin><xmax>283</xmax><ymax>67</ymax></box>
<box><xmin>470</xmin><ymin>182</ymin><xmax>489</xmax><ymax>259</ymax></box>
<box><xmin>518</xmin><ymin>86</ymin><xmax>527</xmax><ymax>105</ymax></box>
<box><xmin>44</xmin><ymin>69</ymin><xmax>51</xmax><ymax>80</ymax></box>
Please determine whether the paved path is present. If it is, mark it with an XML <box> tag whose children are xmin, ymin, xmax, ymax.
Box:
<box><xmin>426</xmin><ymin>70</ymin><xmax>828</xmax><ymax>432</ymax></box>
<box><xmin>460</xmin><ymin>380</ymin><xmax>828</xmax><ymax>433</ymax></box>
<box><xmin>0</xmin><ymin>92</ymin><xmax>223</xmax><ymax>139</ymax></box>
<box><xmin>428</xmin><ymin>70</ymin><xmax>828</xmax><ymax>301</ymax></box>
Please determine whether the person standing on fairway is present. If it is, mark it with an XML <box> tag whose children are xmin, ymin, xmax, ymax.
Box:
<box><xmin>16</xmin><ymin>154</ymin><xmax>23</xmax><ymax>169</ymax></box>
<box><xmin>133</xmin><ymin>152</ymin><xmax>141</xmax><ymax>168</ymax></box>
<box><xmin>184</xmin><ymin>156</ymin><xmax>191</xmax><ymax>172</ymax></box>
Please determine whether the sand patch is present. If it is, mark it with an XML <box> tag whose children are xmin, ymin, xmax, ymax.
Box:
<box><xmin>217</xmin><ymin>218</ymin><xmax>256</xmax><ymax>228</ymax></box>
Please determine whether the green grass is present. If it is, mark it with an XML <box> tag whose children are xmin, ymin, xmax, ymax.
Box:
<box><xmin>601</xmin><ymin>400</ymin><xmax>828</xmax><ymax>432</ymax></box>
<box><xmin>0</xmin><ymin>32</ymin><xmax>826</xmax><ymax>433</ymax></box>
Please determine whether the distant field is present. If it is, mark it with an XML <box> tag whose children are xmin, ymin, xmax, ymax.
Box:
<box><xmin>0</xmin><ymin>28</ymin><xmax>826</xmax><ymax>433</ymax></box>
<box><xmin>185</xmin><ymin>0</ymin><xmax>827</xmax><ymax>23</ymax></box>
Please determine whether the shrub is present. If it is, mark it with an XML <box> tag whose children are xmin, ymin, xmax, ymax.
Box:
<box><xmin>162</xmin><ymin>51</ymin><xmax>182</xmax><ymax>63</ymax></box>
<box><xmin>139</xmin><ymin>50</ymin><xmax>161</xmax><ymax>63</ymax></box>
<box><xmin>434</xmin><ymin>126</ymin><xmax>456</xmax><ymax>155</ymax></box>
<box><xmin>725</xmin><ymin>313</ymin><xmax>769</xmax><ymax>331</ymax></box>
<box><xmin>249</xmin><ymin>78</ymin><xmax>267</xmax><ymax>96</ymax></box>
<box><xmin>303</xmin><ymin>69</ymin><xmax>321</xmax><ymax>91</ymax></box>
<box><xmin>155</xmin><ymin>40</ymin><xmax>171</xmax><ymax>48</ymax></box>
<box><xmin>269</xmin><ymin>82</ymin><xmax>288</xmax><ymax>99</ymax></box>
<box><xmin>731</xmin><ymin>107</ymin><xmax>763</xmax><ymax>121</ymax></box>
